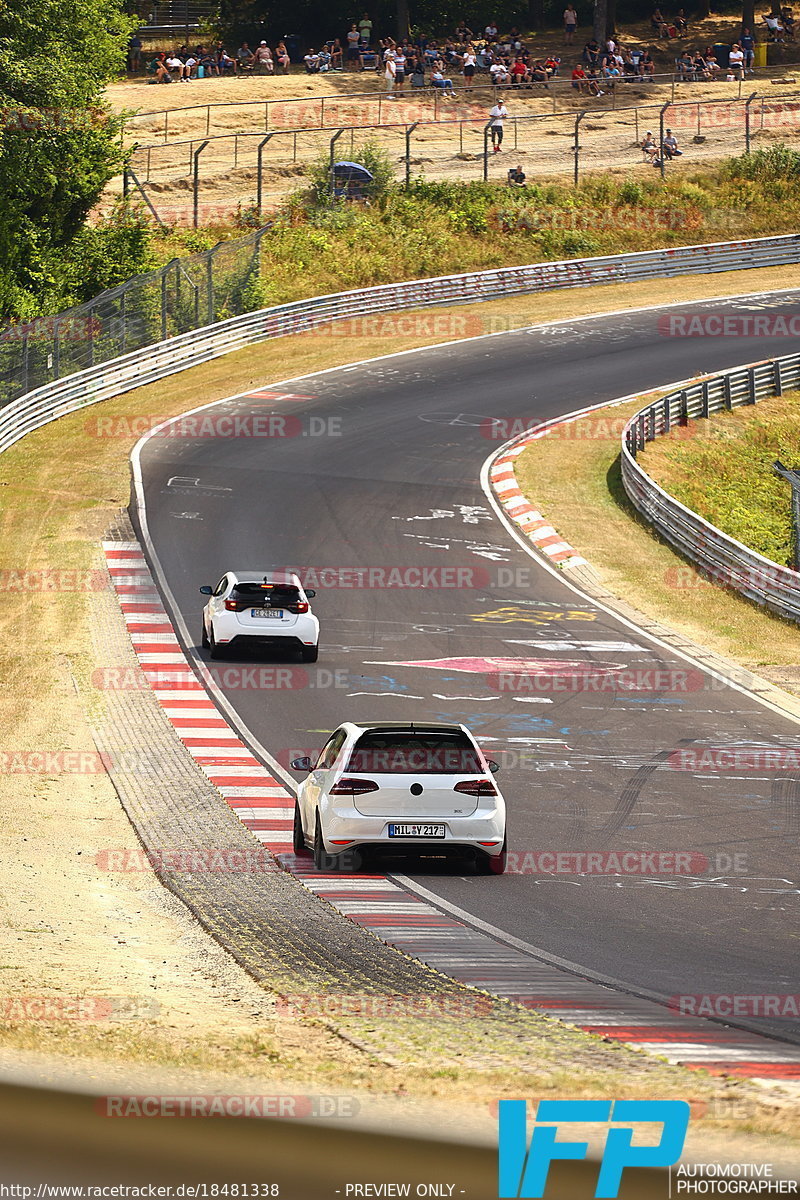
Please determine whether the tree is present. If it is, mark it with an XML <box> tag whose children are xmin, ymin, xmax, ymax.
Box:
<box><xmin>0</xmin><ymin>0</ymin><xmax>136</xmax><ymax>321</ymax></box>
<box><xmin>593</xmin><ymin>0</ymin><xmax>606</xmax><ymax>45</ymax></box>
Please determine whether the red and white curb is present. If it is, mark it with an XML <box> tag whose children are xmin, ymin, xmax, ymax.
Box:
<box><xmin>102</xmin><ymin>538</ymin><xmax>800</xmax><ymax>1080</ymax></box>
<box><xmin>489</xmin><ymin>435</ymin><xmax>586</xmax><ymax>569</ymax></box>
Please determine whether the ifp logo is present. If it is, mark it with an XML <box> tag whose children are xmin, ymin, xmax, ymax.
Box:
<box><xmin>498</xmin><ymin>1100</ymin><xmax>690</xmax><ymax>1198</ymax></box>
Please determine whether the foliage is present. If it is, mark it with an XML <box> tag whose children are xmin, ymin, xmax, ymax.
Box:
<box><xmin>305</xmin><ymin>139</ymin><xmax>396</xmax><ymax>207</ymax></box>
<box><xmin>0</xmin><ymin>0</ymin><xmax>139</xmax><ymax>322</ymax></box>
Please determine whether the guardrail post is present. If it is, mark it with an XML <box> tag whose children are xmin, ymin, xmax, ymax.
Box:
<box><xmin>573</xmin><ymin>111</ymin><xmax>586</xmax><ymax>188</ymax></box>
<box><xmin>192</xmin><ymin>139</ymin><xmax>209</xmax><ymax>229</ymax></box>
<box><xmin>257</xmin><ymin>133</ymin><xmax>276</xmax><ymax>214</ymax></box>
<box><xmin>663</xmin><ymin>394</ymin><xmax>671</xmax><ymax>432</ymax></box>
<box><xmin>52</xmin><ymin>319</ymin><xmax>61</xmax><ymax>379</ymax></box>
<box><xmin>723</xmin><ymin>373</ymin><xmax>732</xmax><ymax>410</ymax></box>
<box><xmin>207</xmin><ymin>246</ymin><xmax>216</xmax><ymax>325</ymax></box>
<box><xmin>748</xmin><ymin>366</ymin><xmax>757</xmax><ymax>404</ymax></box>
<box><xmin>329</xmin><ymin>129</ymin><xmax>345</xmax><ymax>198</ymax></box>
<box><xmin>773</xmin><ymin>461</ymin><xmax>800</xmax><ymax>570</ymax></box>
<box><xmin>405</xmin><ymin>122</ymin><xmax>419</xmax><ymax>187</ymax></box>
<box><xmin>648</xmin><ymin>406</ymin><xmax>656</xmax><ymax>441</ymax></box>
<box><xmin>775</xmin><ymin>359</ymin><xmax>783</xmax><ymax>396</ymax></box>
<box><xmin>701</xmin><ymin>380</ymin><xmax>709</xmax><ymax>417</ymax></box>
<box><xmin>679</xmin><ymin>389</ymin><xmax>688</xmax><ymax>425</ymax></box>
<box><xmin>745</xmin><ymin>91</ymin><xmax>758</xmax><ymax>153</ymax></box>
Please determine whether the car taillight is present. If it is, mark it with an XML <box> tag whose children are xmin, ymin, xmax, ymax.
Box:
<box><xmin>290</xmin><ymin>601</ymin><xmax>309</xmax><ymax>614</ymax></box>
<box><xmin>224</xmin><ymin>598</ymin><xmax>243</xmax><ymax>611</ymax></box>
<box><xmin>454</xmin><ymin>779</ymin><xmax>497</xmax><ymax>797</ymax></box>
<box><xmin>330</xmin><ymin>777</ymin><xmax>379</xmax><ymax>795</ymax></box>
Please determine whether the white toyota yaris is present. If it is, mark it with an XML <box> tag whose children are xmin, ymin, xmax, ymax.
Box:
<box><xmin>200</xmin><ymin>570</ymin><xmax>319</xmax><ymax>661</ymax></box>
<box><xmin>291</xmin><ymin>721</ymin><xmax>507</xmax><ymax>873</ymax></box>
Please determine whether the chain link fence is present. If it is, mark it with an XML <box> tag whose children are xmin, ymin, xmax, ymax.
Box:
<box><xmin>0</xmin><ymin>227</ymin><xmax>269</xmax><ymax>411</ymax></box>
<box><xmin>124</xmin><ymin>90</ymin><xmax>800</xmax><ymax>223</ymax></box>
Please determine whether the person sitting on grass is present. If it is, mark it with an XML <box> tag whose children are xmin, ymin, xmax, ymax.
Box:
<box><xmin>304</xmin><ymin>48</ymin><xmax>320</xmax><ymax>72</ymax></box>
<box><xmin>662</xmin><ymin>127</ymin><xmax>683</xmax><ymax>158</ymax></box>
<box><xmin>149</xmin><ymin>53</ymin><xmax>173</xmax><ymax>82</ymax></box>
<box><xmin>508</xmin><ymin>164</ymin><xmax>526</xmax><ymax>185</ymax></box>
<box><xmin>651</xmin><ymin>7</ymin><xmax>670</xmax><ymax>36</ymax></box>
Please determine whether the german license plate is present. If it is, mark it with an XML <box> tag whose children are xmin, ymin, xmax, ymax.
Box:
<box><xmin>252</xmin><ymin>609</ymin><xmax>283</xmax><ymax>618</ymax></box>
<box><xmin>388</xmin><ymin>823</ymin><xmax>446</xmax><ymax>838</ymax></box>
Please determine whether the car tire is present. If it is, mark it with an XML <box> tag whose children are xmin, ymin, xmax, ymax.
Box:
<box><xmin>209</xmin><ymin>628</ymin><xmax>224</xmax><ymax>660</ymax></box>
<box><xmin>201</xmin><ymin>621</ymin><xmax>210</xmax><ymax>649</ymax></box>
<box><xmin>476</xmin><ymin>837</ymin><xmax>507</xmax><ymax>875</ymax></box>
<box><xmin>292</xmin><ymin>801</ymin><xmax>307</xmax><ymax>855</ymax></box>
<box><xmin>301</xmin><ymin>644</ymin><xmax>319</xmax><ymax>663</ymax></box>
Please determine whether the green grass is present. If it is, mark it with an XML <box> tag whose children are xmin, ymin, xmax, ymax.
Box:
<box><xmin>639</xmin><ymin>392</ymin><xmax>800</xmax><ymax>566</ymax></box>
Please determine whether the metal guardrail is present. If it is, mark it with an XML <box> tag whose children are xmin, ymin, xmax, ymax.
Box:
<box><xmin>621</xmin><ymin>354</ymin><xmax>800</xmax><ymax>622</ymax></box>
<box><xmin>2</xmin><ymin>233</ymin><xmax>799</xmax><ymax>462</ymax></box>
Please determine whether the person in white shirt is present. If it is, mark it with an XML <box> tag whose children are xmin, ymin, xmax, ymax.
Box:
<box><xmin>485</xmin><ymin>22</ymin><xmax>498</xmax><ymax>38</ymax></box>
<box><xmin>462</xmin><ymin>43</ymin><xmax>476</xmax><ymax>90</ymax></box>
<box><xmin>490</xmin><ymin>60</ymin><xmax>508</xmax><ymax>85</ymax></box>
<box><xmin>384</xmin><ymin>52</ymin><xmax>396</xmax><ymax>94</ymax></box>
<box><xmin>563</xmin><ymin>4</ymin><xmax>577</xmax><ymax>43</ymax></box>
<box><xmin>489</xmin><ymin>100</ymin><xmax>507</xmax><ymax>150</ymax></box>
<box><xmin>728</xmin><ymin>43</ymin><xmax>745</xmax><ymax>77</ymax></box>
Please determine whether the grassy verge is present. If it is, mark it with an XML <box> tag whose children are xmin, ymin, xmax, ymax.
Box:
<box><xmin>514</xmin><ymin>393</ymin><xmax>800</xmax><ymax>672</ymax></box>
<box><xmin>639</xmin><ymin>391</ymin><xmax>800</xmax><ymax>566</ymax></box>
<box><xmin>3</xmin><ymin>267</ymin><xmax>800</xmax><ymax>1151</ymax></box>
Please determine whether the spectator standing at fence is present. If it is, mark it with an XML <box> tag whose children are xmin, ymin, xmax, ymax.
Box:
<box><xmin>129</xmin><ymin>33</ymin><xmax>142</xmax><ymax>73</ymax></box>
<box><xmin>740</xmin><ymin>28</ymin><xmax>755</xmax><ymax>73</ymax></box>
<box><xmin>346</xmin><ymin>25</ymin><xmax>362</xmax><ymax>69</ymax></box>
<box><xmin>489</xmin><ymin>99</ymin><xmax>507</xmax><ymax>151</ymax></box>
<box><xmin>564</xmin><ymin>4</ymin><xmax>578</xmax><ymax>43</ymax></box>
<box><xmin>359</xmin><ymin>12</ymin><xmax>373</xmax><ymax>44</ymax></box>
<box><xmin>462</xmin><ymin>43</ymin><xmax>476</xmax><ymax>89</ymax></box>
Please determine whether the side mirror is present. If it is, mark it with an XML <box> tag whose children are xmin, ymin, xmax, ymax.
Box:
<box><xmin>199</xmin><ymin>585</ymin><xmax>213</xmax><ymax>595</ymax></box>
<box><xmin>305</xmin><ymin>588</ymin><xmax>316</xmax><ymax>598</ymax></box>
<box><xmin>291</xmin><ymin>756</ymin><xmax>312</xmax><ymax>772</ymax></box>
<box><xmin>487</xmin><ymin>759</ymin><xmax>500</xmax><ymax>774</ymax></box>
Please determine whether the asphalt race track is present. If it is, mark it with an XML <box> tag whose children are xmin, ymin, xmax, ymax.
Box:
<box><xmin>135</xmin><ymin>290</ymin><xmax>800</xmax><ymax>1043</ymax></box>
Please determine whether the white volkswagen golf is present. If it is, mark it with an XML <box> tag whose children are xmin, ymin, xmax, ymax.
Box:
<box><xmin>291</xmin><ymin>721</ymin><xmax>507</xmax><ymax>874</ymax></box>
<box><xmin>200</xmin><ymin>570</ymin><xmax>319</xmax><ymax>661</ymax></box>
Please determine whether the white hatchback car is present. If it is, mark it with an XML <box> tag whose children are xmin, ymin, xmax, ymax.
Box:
<box><xmin>200</xmin><ymin>570</ymin><xmax>319</xmax><ymax>661</ymax></box>
<box><xmin>291</xmin><ymin>721</ymin><xmax>507</xmax><ymax>873</ymax></box>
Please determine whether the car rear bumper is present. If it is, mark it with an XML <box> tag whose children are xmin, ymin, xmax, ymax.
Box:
<box><xmin>322</xmin><ymin>812</ymin><xmax>506</xmax><ymax>855</ymax></box>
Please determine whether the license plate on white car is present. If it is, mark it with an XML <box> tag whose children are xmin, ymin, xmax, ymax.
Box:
<box><xmin>251</xmin><ymin>609</ymin><xmax>283</xmax><ymax>618</ymax></box>
<box><xmin>388</xmin><ymin>823</ymin><xmax>446</xmax><ymax>838</ymax></box>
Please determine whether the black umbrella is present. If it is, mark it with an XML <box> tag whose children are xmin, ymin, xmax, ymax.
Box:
<box><xmin>332</xmin><ymin>161</ymin><xmax>375</xmax><ymax>182</ymax></box>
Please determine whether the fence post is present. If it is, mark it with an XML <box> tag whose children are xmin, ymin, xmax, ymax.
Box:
<box><xmin>192</xmin><ymin>139</ymin><xmax>209</xmax><ymax>229</ymax></box>
<box><xmin>405</xmin><ymin>122</ymin><xmax>419</xmax><ymax>187</ymax></box>
<box><xmin>483</xmin><ymin>121</ymin><xmax>492</xmax><ymax>182</ymax></box>
<box><xmin>659</xmin><ymin>101</ymin><xmax>669</xmax><ymax>178</ymax></box>
<box><xmin>161</xmin><ymin>263</ymin><xmax>172</xmax><ymax>341</ymax></box>
<box><xmin>744</xmin><ymin>91</ymin><xmax>758</xmax><ymax>153</ymax></box>
<box><xmin>663</xmin><ymin>394</ymin><xmax>671</xmax><ymax>432</ymax></box>
<box><xmin>329</xmin><ymin>128</ymin><xmax>345</xmax><ymax>197</ymax></box>
<box><xmin>257</xmin><ymin>133</ymin><xmax>276</xmax><ymax>214</ymax></box>
<box><xmin>164</xmin><ymin>109</ymin><xmax>169</xmax><ymax>143</ymax></box>
<box><xmin>775</xmin><ymin>358</ymin><xmax>783</xmax><ymax>396</ymax></box>
<box><xmin>52</xmin><ymin>319</ymin><xmax>61</xmax><ymax>380</ymax></box>
<box><xmin>207</xmin><ymin>247</ymin><xmax>216</xmax><ymax>325</ymax></box>
<box><xmin>206</xmin><ymin>106</ymin><xmax>211</xmax><ymax>136</ymax></box>
<box><xmin>573</xmin><ymin>111</ymin><xmax>586</xmax><ymax>188</ymax></box>
<box><xmin>22</xmin><ymin>330</ymin><xmax>29</xmax><ymax>397</ymax></box>
<box><xmin>723</xmin><ymin>373</ymin><xmax>732</xmax><ymax>410</ymax></box>
<box><xmin>748</xmin><ymin>366</ymin><xmax>757</xmax><ymax>404</ymax></box>
<box><xmin>120</xmin><ymin>290</ymin><xmax>126</xmax><ymax>356</ymax></box>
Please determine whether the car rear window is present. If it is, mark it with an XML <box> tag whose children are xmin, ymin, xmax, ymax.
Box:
<box><xmin>346</xmin><ymin>732</ymin><xmax>482</xmax><ymax>774</ymax></box>
<box><xmin>233</xmin><ymin>583</ymin><xmax>301</xmax><ymax>602</ymax></box>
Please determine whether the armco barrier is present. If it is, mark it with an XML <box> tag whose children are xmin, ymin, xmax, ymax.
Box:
<box><xmin>2</xmin><ymin>234</ymin><xmax>800</xmax><ymax>457</ymax></box>
<box><xmin>621</xmin><ymin>354</ymin><xmax>800</xmax><ymax>622</ymax></box>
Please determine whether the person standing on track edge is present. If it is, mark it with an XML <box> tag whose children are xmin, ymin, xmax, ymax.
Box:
<box><xmin>489</xmin><ymin>99</ymin><xmax>507</xmax><ymax>151</ymax></box>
